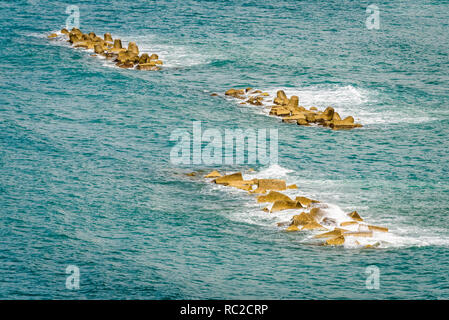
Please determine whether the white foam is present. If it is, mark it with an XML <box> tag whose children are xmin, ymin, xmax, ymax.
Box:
<box><xmin>41</xmin><ymin>30</ymin><xmax>212</xmax><ymax>70</ymax></box>
<box><xmin>114</xmin><ymin>34</ymin><xmax>212</xmax><ymax>68</ymax></box>
<box><xmin>265</xmin><ymin>85</ymin><xmax>371</xmax><ymax>107</ymax></box>
<box><xmin>204</xmin><ymin>166</ymin><xmax>449</xmax><ymax>249</ymax></box>
<box><xmin>222</xmin><ymin>85</ymin><xmax>368</xmax><ymax>124</ymax></box>
<box><xmin>226</xmin><ymin>85</ymin><xmax>433</xmax><ymax>126</ymax></box>
<box><xmin>243</xmin><ymin>164</ymin><xmax>294</xmax><ymax>180</ymax></box>
<box><xmin>29</xmin><ymin>30</ymin><xmax>62</xmax><ymax>39</ymax></box>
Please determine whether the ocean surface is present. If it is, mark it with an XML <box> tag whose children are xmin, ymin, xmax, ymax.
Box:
<box><xmin>1</xmin><ymin>0</ymin><xmax>449</xmax><ymax>299</ymax></box>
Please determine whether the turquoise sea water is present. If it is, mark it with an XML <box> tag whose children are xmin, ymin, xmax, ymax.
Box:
<box><xmin>1</xmin><ymin>0</ymin><xmax>449</xmax><ymax>299</ymax></box>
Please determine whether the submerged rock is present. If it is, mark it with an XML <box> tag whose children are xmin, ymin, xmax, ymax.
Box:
<box><xmin>340</xmin><ymin>221</ymin><xmax>359</xmax><ymax>227</ymax></box>
<box><xmin>364</xmin><ymin>242</ymin><xmax>381</xmax><ymax>249</ymax></box>
<box><xmin>204</xmin><ymin>170</ymin><xmax>222</xmax><ymax>178</ymax></box>
<box><xmin>225</xmin><ymin>88</ymin><xmax>245</xmax><ymax>98</ymax></box>
<box><xmin>136</xmin><ymin>64</ymin><xmax>160</xmax><ymax>71</ymax></box>
<box><xmin>286</xmin><ymin>225</ymin><xmax>300</xmax><ymax>232</ymax></box>
<box><xmin>321</xmin><ymin>217</ymin><xmax>337</xmax><ymax>226</ymax></box>
<box><xmin>282</xmin><ymin>114</ymin><xmax>306</xmax><ymax>123</ymax></box>
<box><xmin>291</xmin><ymin>212</ymin><xmax>315</xmax><ymax>226</ymax></box>
<box><xmin>330</xmin><ymin>116</ymin><xmax>363</xmax><ymax>130</ymax></box>
<box><xmin>344</xmin><ymin>231</ymin><xmax>373</xmax><ymax>237</ymax></box>
<box><xmin>297</xmin><ymin>119</ymin><xmax>309</xmax><ymax>126</ymax></box>
<box><xmin>325</xmin><ymin>236</ymin><xmax>345</xmax><ymax>246</ymax></box>
<box><xmin>367</xmin><ymin>225</ymin><xmax>389</xmax><ymax>232</ymax></box>
<box><xmin>309</xmin><ymin>207</ymin><xmax>325</xmax><ymax>221</ymax></box>
<box><xmin>117</xmin><ymin>61</ymin><xmax>134</xmax><ymax>69</ymax></box>
<box><xmin>246</xmin><ymin>96</ymin><xmax>264</xmax><ymax>106</ymax></box>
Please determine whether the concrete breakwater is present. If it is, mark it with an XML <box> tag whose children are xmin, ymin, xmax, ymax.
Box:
<box><xmin>192</xmin><ymin>169</ymin><xmax>389</xmax><ymax>248</ymax></box>
<box><xmin>48</xmin><ymin>28</ymin><xmax>163</xmax><ymax>71</ymax></box>
<box><xmin>222</xmin><ymin>88</ymin><xmax>363</xmax><ymax>130</ymax></box>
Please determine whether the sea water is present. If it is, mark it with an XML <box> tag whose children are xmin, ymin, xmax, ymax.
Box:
<box><xmin>0</xmin><ymin>0</ymin><xmax>448</xmax><ymax>299</ymax></box>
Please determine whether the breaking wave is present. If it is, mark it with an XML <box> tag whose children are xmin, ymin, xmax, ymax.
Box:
<box><xmin>225</xmin><ymin>85</ymin><xmax>433</xmax><ymax>126</ymax></box>
<box><xmin>39</xmin><ymin>30</ymin><xmax>212</xmax><ymax>70</ymax></box>
<box><xmin>204</xmin><ymin>164</ymin><xmax>449</xmax><ymax>249</ymax></box>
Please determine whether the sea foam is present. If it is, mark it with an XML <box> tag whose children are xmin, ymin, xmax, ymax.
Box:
<box><xmin>205</xmin><ymin>165</ymin><xmax>447</xmax><ymax>249</ymax></box>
